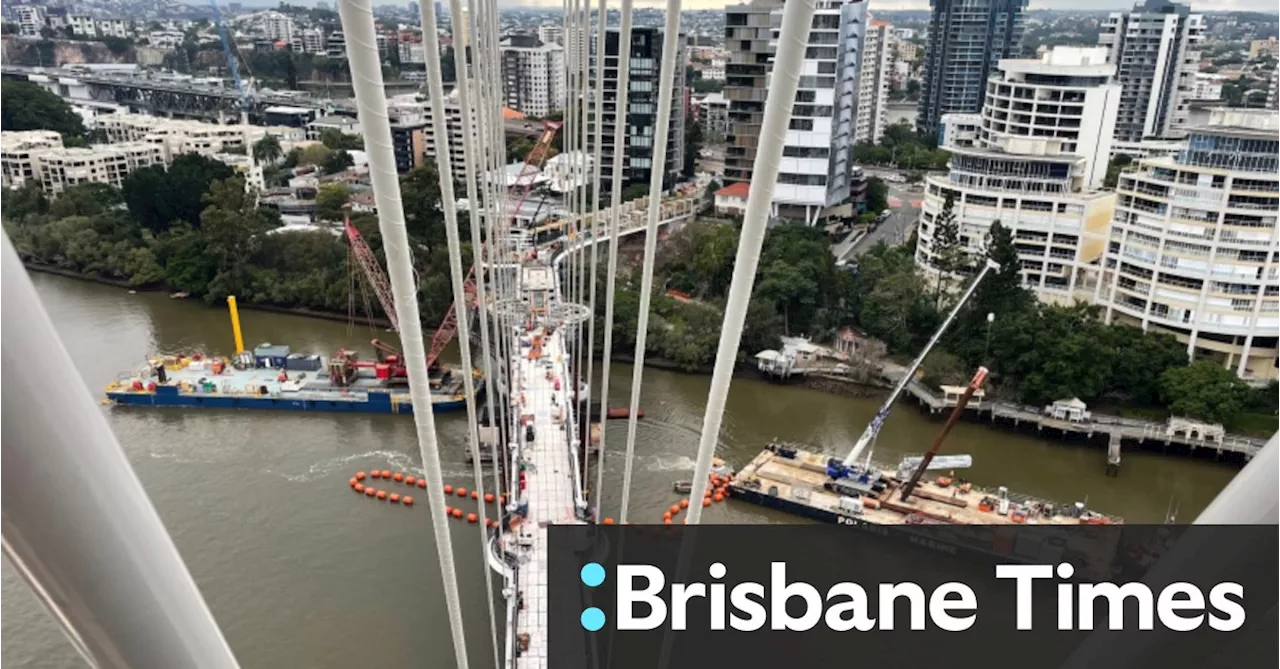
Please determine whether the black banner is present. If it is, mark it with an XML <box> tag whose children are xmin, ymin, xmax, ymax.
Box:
<box><xmin>548</xmin><ymin>525</ymin><xmax>1277</xmax><ymax>669</ymax></box>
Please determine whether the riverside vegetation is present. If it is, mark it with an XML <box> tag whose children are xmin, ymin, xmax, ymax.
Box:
<box><xmin>593</xmin><ymin>218</ymin><xmax>1275</xmax><ymax>434</ymax></box>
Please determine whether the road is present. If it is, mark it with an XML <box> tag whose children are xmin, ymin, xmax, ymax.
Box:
<box><xmin>834</xmin><ymin>170</ymin><xmax>924</xmax><ymax>263</ymax></box>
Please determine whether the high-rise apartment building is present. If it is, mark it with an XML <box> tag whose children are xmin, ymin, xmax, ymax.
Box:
<box><xmin>917</xmin><ymin>0</ymin><xmax>1028</xmax><ymax>138</ymax></box>
<box><xmin>724</xmin><ymin>0</ymin><xmax>867</xmax><ymax>225</ymax></box>
<box><xmin>856</xmin><ymin>18</ymin><xmax>894</xmax><ymax>145</ymax></box>
<box><xmin>1096</xmin><ymin>108</ymin><xmax>1279</xmax><ymax>381</ymax></box>
<box><xmin>590</xmin><ymin>27</ymin><xmax>686</xmax><ymax>190</ymax></box>
<box><xmin>916</xmin><ymin>47</ymin><xmax>1122</xmax><ymax>301</ymax></box>
<box><xmin>500</xmin><ymin>35</ymin><xmax>566</xmax><ymax>118</ymax></box>
<box><xmin>772</xmin><ymin>0</ymin><xmax>866</xmax><ymax>225</ymax></box>
<box><xmin>261</xmin><ymin>11</ymin><xmax>295</xmax><ymax>44</ymax></box>
<box><xmin>723</xmin><ymin>0</ymin><xmax>778</xmax><ymax>185</ymax></box>
<box><xmin>1098</xmin><ymin>0</ymin><xmax>1203</xmax><ymax>142</ymax></box>
<box><xmin>301</xmin><ymin>28</ymin><xmax>327</xmax><ymax>54</ymax></box>
<box><xmin>14</xmin><ymin>6</ymin><xmax>45</xmax><ymax>37</ymax></box>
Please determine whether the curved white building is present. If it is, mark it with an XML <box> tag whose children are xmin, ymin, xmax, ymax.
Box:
<box><xmin>917</xmin><ymin>47</ymin><xmax>1122</xmax><ymax>300</ymax></box>
<box><xmin>1096</xmin><ymin>108</ymin><xmax>1279</xmax><ymax>381</ymax></box>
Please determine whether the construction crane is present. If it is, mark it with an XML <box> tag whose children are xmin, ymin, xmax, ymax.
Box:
<box><xmin>209</xmin><ymin>0</ymin><xmax>259</xmax><ymax>199</ymax></box>
<box><xmin>838</xmin><ymin>258</ymin><xmax>1001</xmax><ymax>471</ymax></box>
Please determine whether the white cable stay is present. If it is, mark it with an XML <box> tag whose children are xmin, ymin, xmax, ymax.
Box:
<box><xmin>582</xmin><ymin>0</ymin><xmax>608</xmax><ymax>512</ymax></box>
<box><xmin>593</xmin><ymin>0</ymin><xmax>637</xmax><ymax>523</ymax></box>
<box><xmin>335</xmin><ymin>1</ymin><xmax>472</xmax><ymax>667</ymax></box>
<box><xmin>684</xmin><ymin>0</ymin><xmax>819</xmax><ymax>525</ymax></box>
<box><xmin>617</xmin><ymin>0</ymin><xmax>684</xmax><ymax>524</ymax></box>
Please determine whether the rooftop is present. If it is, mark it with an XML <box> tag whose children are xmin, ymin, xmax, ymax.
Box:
<box><xmin>716</xmin><ymin>182</ymin><xmax>750</xmax><ymax>198</ymax></box>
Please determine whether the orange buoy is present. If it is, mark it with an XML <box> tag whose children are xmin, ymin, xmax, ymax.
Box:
<box><xmin>713</xmin><ymin>493</ymin><xmax>724</xmax><ymax>503</ymax></box>
<box><xmin>368</xmin><ymin>470</ymin><xmax>380</xmax><ymax>479</ymax></box>
<box><xmin>365</xmin><ymin>487</ymin><xmax>377</xmax><ymax>497</ymax></box>
<box><xmin>444</xmin><ymin>484</ymin><xmax>454</xmax><ymax>495</ymax></box>
<box><xmin>604</xmin><ymin>517</ymin><xmax>615</xmax><ymax>525</ymax></box>
<box><xmin>679</xmin><ymin>499</ymin><xmax>690</xmax><ymax>509</ymax></box>
<box><xmin>389</xmin><ymin>493</ymin><xmax>401</xmax><ymax>503</ymax></box>
<box><xmin>664</xmin><ymin>518</ymin><xmax>673</xmax><ymax>525</ymax></box>
<box><xmin>669</xmin><ymin>505</ymin><xmax>680</xmax><ymax>516</ymax></box>
<box><xmin>702</xmin><ymin>498</ymin><xmax>712</xmax><ymax>507</ymax></box>
<box><xmin>445</xmin><ymin>505</ymin><xmax>454</xmax><ymax>515</ymax></box>
<box><xmin>349</xmin><ymin>477</ymin><xmax>358</xmax><ymax>488</ymax></box>
<box><xmin>354</xmin><ymin>483</ymin><xmax>366</xmax><ymax>493</ymax></box>
<box><xmin>405</xmin><ymin>476</ymin><xmax>416</xmax><ymax>486</ymax></box>
<box><xmin>451</xmin><ymin>508</ymin><xmax>463</xmax><ymax>519</ymax></box>
<box><xmin>500</xmin><ymin>494</ymin><xmax>507</xmax><ymax>504</ymax></box>
<box><xmin>393</xmin><ymin>472</ymin><xmax>405</xmax><ymax>482</ymax></box>
<box><xmin>721</xmin><ymin>488</ymin><xmax>730</xmax><ymax>498</ymax></box>
<box><xmin>380</xmin><ymin>470</ymin><xmax>392</xmax><ymax>479</ymax></box>
<box><xmin>466</xmin><ymin>513</ymin><xmax>478</xmax><ymax>524</ymax></box>
<box><xmin>376</xmin><ymin>490</ymin><xmax>388</xmax><ymax>500</ymax></box>
<box><xmin>484</xmin><ymin>493</ymin><xmax>495</xmax><ymax>503</ymax></box>
<box><xmin>471</xmin><ymin>490</ymin><xmax>479</xmax><ymax>500</ymax></box>
<box><xmin>355</xmin><ymin>471</ymin><xmax>367</xmax><ymax>481</ymax></box>
<box><xmin>403</xmin><ymin>496</ymin><xmax>414</xmax><ymax>506</ymax></box>
<box><xmin>663</xmin><ymin>511</ymin><xmax>672</xmax><ymax>521</ymax></box>
<box><xmin>457</xmin><ymin>487</ymin><xmax>468</xmax><ymax>498</ymax></box>
<box><xmin>417</xmin><ymin>479</ymin><xmax>427</xmax><ymax>489</ymax></box>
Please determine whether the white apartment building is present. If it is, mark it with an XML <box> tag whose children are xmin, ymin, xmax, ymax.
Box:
<box><xmin>300</xmin><ymin>28</ymin><xmax>327</xmax><ymax>54</ymax></box>
<box><xmin>698</xmin><ymin>93</ymin><xmax>730</xmax><ymax>138</ymax></box>
<box><xmin>771</xmin><ymin>0</ymin><xmax>866</xmax><ymax>225</ymax></box>
<box><xmin>15</xmin><ymin>6</ymin><xmax>45</xmax><ymax>37</ymax></box>
<box><xmin>537</xmin><ymin>24</ymin><xmax>563</xmax><ymax>47</ymax></box>
<box><xmin>327</xmin><ymin>31</ymin><xmax>347</xmax><ymax>58</ymax></box>
<box><xmin>96</xmin><ymin>112</ymin><xmax>304</xmax><ymax>161</ymax></box>
<box><xmin>1098</xmin><ymin>0</ymin><xmax>1203</xmax><ymax>141</ymax></box>
<box><xmin>916</xmin><ymin>47</ymin><xmax>1123</xmax><ymax>301</ymax></box>
<box><xmin>1190</xmin><ymin>72</ymin><xmax>1225</xmax><ymax>101</ymax></box>
<box><xmin>100</xmin><ymin>19</ymin><xmax>131</xmax><ymax>39</ymax></box>
<box><xmin>1</xmin><ymin>131</ymin><xmax>64</xmax><ymax>188</ymax></box>
<box><xmin>703</xmin><ymin>59</ymin><xmax>726</xmax><ymax>81</ymax></box>
<box><xmin>855</xmin><ymin>18</ymin><xmax>894</xmax><ymax>145</ymax></box>
<box><xmin>68</xmin><ymin>14</ymin><xmax>96</xmax><ymax>37</ymax></box>
<box><xmin>261</xmin><ymin>11</ymin><xmax>295</xmax><ymax>44</ymax></box>
<box><xmin>1096</xmin><ymin>108</ymin><xmax>1279</xmax><ymax>381</ymax></box>
<box><xmin>25</xmin><ymin>142</ymin><xmax>166</xmax><ymax>196</ymax></box>
<box><xmin>399</xmin><ymin>39</ymin><xmax>426</xmax><ymax>64</ymax></box>
<box><xmin>500</xmin><ymin>36</ymin><xmax>565</xmax><ymax>118</ymax></box>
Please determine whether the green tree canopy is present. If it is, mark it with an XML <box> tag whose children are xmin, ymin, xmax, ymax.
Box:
<box><xmin>122</xmin><ymin>154</ymin><xmax>235</xmax><ymax>233</ymax></box>
<box><xmin>253</xmin><ymin>134</ymin><xmax>284</xmax><ymax>164</ymax></box>
<box><xmin>1</xmin><ymin>81</ymin><xmax>87</xmax><ymax>141</ymax></box>
<box><xmin>315</xmin><ymin>182</ymin><xmax>351</xmax><ymax>221</ymax></box>
<box><xmin>323</xmin><ymin>149</ymin><xmax>354</xmax><ymax>175</ymax></box>
<box><xmin>1159</xmin><ymin>360</ymin><xmax>1252</xmax><ymax>424</ymax></box>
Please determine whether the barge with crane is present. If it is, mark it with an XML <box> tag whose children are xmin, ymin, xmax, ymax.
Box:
<box><xmin>726</xmin><ymin>260</ymin><xmax>1123</xmax><ymax>573</ymax></box>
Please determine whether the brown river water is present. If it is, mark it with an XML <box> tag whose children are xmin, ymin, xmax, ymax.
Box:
<box><xmin>2</xmin><ymin>272</ymin><xmax>1240</xmax><ymax>668</ymax></box>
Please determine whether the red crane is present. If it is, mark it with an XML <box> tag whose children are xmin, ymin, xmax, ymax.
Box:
<box><xmin>343</xmin><ymin>120</ymin><xmax>563</xmax><ymax>371</ymax></box>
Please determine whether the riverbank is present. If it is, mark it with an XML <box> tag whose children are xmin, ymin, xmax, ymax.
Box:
<box><xmin>22</xmin><ymin>261</ymin><xmax>396</xmax><ymax>330</ymax></box>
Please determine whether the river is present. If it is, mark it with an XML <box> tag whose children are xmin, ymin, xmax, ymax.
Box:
<box><xmin>2</xmin><ymin>273</ymin><xmax>1240</xmax><ymax>668</ymax></box>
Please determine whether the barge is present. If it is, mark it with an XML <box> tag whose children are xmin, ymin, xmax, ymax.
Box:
<box><xmin>728</xmin><ymin>442</ymin><xmax>1123</xmax><ymax>577</ymax></box>
<box><xmin>104</xmin><ymin>296</ymin><xmax>482</xmax><ymax>415</ymax></box>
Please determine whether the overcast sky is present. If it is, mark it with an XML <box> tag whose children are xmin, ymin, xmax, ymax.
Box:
<box><xmin>479</xmin><ymin>0</ymin><xmax>1278</xmax><ymax>12</ymax></box>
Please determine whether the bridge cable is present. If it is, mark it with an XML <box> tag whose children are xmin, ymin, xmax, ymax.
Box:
<box><xmin>617</xmin><ymin>0</ymin><xmax>684</xmax><ymax>524</ymax></box>
<box><xmin>683</xmin><ymin>0</ymin><xmax>818</xmax><ymax>523</ymax></box>
<box><xmin>335</xmin><ymin>1</ymin><xmax>471</xmax><ymax>667</ymax></box>
<box><xmin>593</xmin><ymin>0</ymin><xmax>637</xmax><ymax>524</ymax></box>
<box><xmin>582</xmin><ymin>0</ymin><xmax>609</xmax><ymax>514</ymax></box>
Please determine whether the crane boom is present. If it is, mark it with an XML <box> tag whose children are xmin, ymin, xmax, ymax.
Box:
<box><xmin>344</xmin><ymin>216</ymin><xmax>399</xmax><ymax>331</ymax></box>
<box><xmin>209</xmin><ymin>1</ymin><xmax>247</xmax><ymax>108</ymax></box>
<box><xmin>841</xmin><ymin>258</ymin><xmax>1000</xmax><ymax>468</ymax></box>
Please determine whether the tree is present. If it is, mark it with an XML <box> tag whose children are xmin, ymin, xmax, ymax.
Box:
<box><xmin>683</xmin><ymin>120</ymin><xmax>703</xmax><ymax>179</ymax></box>
<box><xmin>315</xmin><ymin>183</ymin><xmax>351</xmax><ymax>221</ymax></box>
<box><xmin>865</xmin><ymin>176</ymin><xmax>888</xmax><ymax>214</ymax></box>
<box><xmin>1</xmin><ymin>81</ymin><xmax>87</xmax><ymax>141</ymax></box>
<box><xmin>253</xmin><ymin>134</ymin><xmax>284</xmax><ymax>164</ymax></box>
<box><xmin>323</xmin><ymin>149</ymin><xmax>354</xmax><ymax>175</ymax></box>
<box><xmin>401</xmin><ymin>163</ymin><xmax>447</xmax><ymax>248</ymax></box>
<box><xmin>197</xmin><ymin>177</ymin><xmax>281</xmax><ymax>300</ymax></box>
<box><xmin>930</xmin><ymin>193</ymin><xmax>965</xmax><ymax>309</ymax></box>
<box><xmin>1159</xmin><ymin>360</ymin><xmax>1251</xmax><ymax>424</ymax></box>
<box><xmin>1104</xmin><ymin>154</ymin><xmax>1132</xmax><ymax>188</ymax></box>
<box><xmin>295</xmin><ymin>143</ymin><xmax>333</xmax><ymax>168</ymax></box>
<box><xmin>320</xmin><ymin>127</ymin><xmax>363</xmax><ymax>151</ymax></box>
<box><xmin>122</xmin><ymin>154</ymin><xmax>235</xmax><ymax>233</ymax></box>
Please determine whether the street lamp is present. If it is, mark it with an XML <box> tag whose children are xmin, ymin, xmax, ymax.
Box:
<box><xmin>984</xmin><ymin>312</ymin><xmax>995</xmax><ymax>363</ymax></box>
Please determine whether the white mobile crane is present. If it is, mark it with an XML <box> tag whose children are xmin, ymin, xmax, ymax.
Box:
<box><xmin>838</xmin><ymin>258</ymin><xmax>1001</xmax><ymax>472</ymax></box>
<box><xmin>210</xmin><ymin>1</ymin><xmax>261</xmax><ymax>198</ymax></box>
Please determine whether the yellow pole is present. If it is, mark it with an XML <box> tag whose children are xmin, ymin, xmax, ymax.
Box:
<box><xmin>227</xmin><ymin>296</ymin><xmax>245</xmax><ymax>354</ymax></box>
